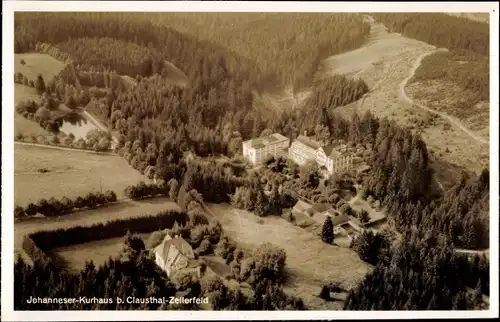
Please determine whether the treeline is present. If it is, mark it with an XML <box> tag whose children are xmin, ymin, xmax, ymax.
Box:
<box><xmin>299</xmin><ymin>75</ymin><xmax>369</xmax><ymax>131</ymax></box>
<box><xmin>15</xmin><ymin>248</ymin><xmax>178</xmax><ymax>310</ymax></box>
<box><xmin>407</xmin><ymin>170</ymin><xmax>489</xmax><ymax>249</ymax></box>
<box><xmin>230</xmin><ymin>178</ymin><xmax>297</xmax><ymax>217</ymax></box>
<box><xmin>124</xmin><ymin>181</ymin><xmax>168</xmax><ymax>200</ymax></box>
<box><xmin>14</xmin><ymin>12</ymin><xmax>270</xmax><ymax>91</ymax></box>
<box><xmin>15</xmin><ymin>190</ymin><xmax>117</xmax><ymax>219</ymax></box>
<box><xmin>15</xmin><ymin>97</ymin><xmax>62</xmax><ymax>133</ymax></box>
<box><xmin>410</xmin><ymin>50</ymin><xmax>489</xmax><ymax>109</ymax></box>
<box><xmin>344</xmin><ymin>232</ymin><xmax>490</xmax><ymax>310</ymax></box>
<box><xmin>28</xmin><ymin>210</ymin><xmax>188</xmax><ymax>252</ymax></box>
<box><xmin>57</xmin><ymin>37</ymin><xmax>166</xmax><ymax>78</ymax></box>
<box><xmin>372</xmin><ymin>13</ymin><xmax>489</xmax><ymax>55</ymax></box>
<box><xmin>149</xmin><ymin>12</ymin><xmax>371</xmax><ymax>90</ymax></box>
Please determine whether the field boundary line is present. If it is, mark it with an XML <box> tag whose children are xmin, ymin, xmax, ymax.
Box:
<box><xmin>14</xmin><ymin>141</ymin><xmax>117</xmax><ymax>156</ymax></box>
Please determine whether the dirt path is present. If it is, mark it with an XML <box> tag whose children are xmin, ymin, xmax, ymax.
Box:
<box><xmin>400</xmin><ymin>50</ymin><xmax>489</xmax><ymax>145</ymax></box>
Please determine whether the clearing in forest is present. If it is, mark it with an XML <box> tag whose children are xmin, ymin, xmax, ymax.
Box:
<box><xmin>15</xmin><ymin>53</ymin><xmax>66</xmax><ymax>83</ymax></box>
<box><xmin>14</xmin><ymin>84</ymin><xmax>49</xmax><ymax>137</ymax></box>
<box><xmin>14</xmin><ymin>198</ymin><xmax>178</xmax><ymax>267</ymax></box>
<box><xmin>207</xmin><ymin>203</ymin><xmax>371</xmax><ymax>310</ymax></box>
<box><xmin>315</xmin><ymin>15</ymin><xmax>487</xmax><ymax>178</ymax></box>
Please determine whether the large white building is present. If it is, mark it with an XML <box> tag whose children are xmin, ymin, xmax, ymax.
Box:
<box><xmin>242</xmin><ymin>133</ymin><xmax>290</xmax><ymax>165</ymax></box>
<box><xmin>289</xmin><ymin>134</ymin><xmax>353</xmax><ymax>175</ymax></box>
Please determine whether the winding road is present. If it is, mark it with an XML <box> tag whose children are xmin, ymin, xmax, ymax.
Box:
<box><xmin>400</xmin><ymin>50</ymin><xmax>489</xmax><ymax>145</ymax></box>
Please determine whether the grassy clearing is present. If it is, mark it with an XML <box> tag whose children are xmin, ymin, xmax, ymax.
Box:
<box><xmin>49</xmin><ymin>233</ymin><xmax>150</xmax><ymax>272</ymax></box>
<box><xmin>207</xmin><ymin>203</ymin><xmax>371</xmax><ymax>310</ymax></box>
<box><xmin>15</xmin><ymin>53</ymin><xmax>66</xmax><ymax>82</ymax></box>
<box><xmin>14</xmin><ymin>84</ymin><xmax>49</xmax><ymax>137</ymax></box>
<box><xmin>14</xmin><ymin>144</ymin><xmax>149</xmax><ymax>206</ymax></box>
<box><xmin>14</xmin><ymin>198</ymin><xmax>179</xmax><ymax>268</ymax></box>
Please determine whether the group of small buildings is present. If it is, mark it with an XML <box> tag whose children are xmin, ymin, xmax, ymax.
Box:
<box><xmin>291</xmin><ymin>200</ymin><xmax>364</xmax><ymax>242</ymax></box>
<box><xmin>242</xmin><ymin>131</ymin><xmax>360</xmax><ymax>176</ymax></box>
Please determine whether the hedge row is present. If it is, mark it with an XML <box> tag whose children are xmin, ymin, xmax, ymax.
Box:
<box><xmin>15</xmin><ymin>190</ymin><xmax>117</xmax><ymax>218</ymax></box>
<box><xmin>124</xmin><ymin>182</ymin><xmax>168</xmax><ymax>200</ymax></box>
<box><xmin>15</xmin><ymin>135</ymin><xmax>113</xmax><ymax>153</ymax></box>
<box><xmin>29</xmin><ymin>210</ymin><xmax>188</xmax><ymax>251</ymax></box>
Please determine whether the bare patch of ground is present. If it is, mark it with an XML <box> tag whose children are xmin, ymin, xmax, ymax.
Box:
<box><xmin>207</xmin><ymin>203</ymin><xmax>371</xmax><ymax>310</ymax></box>
<box><xmin>406</xmin><ymin>80</ymin><xmax>490</xmax><ymax>140</ymax></box>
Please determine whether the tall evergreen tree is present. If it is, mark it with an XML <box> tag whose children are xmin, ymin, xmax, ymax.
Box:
<box><xmin>321</xmin><ymin>216</ymin><xmax>334</xmax><ymax>244</ymax></box>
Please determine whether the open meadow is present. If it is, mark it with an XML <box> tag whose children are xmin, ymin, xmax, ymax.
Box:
<box><xmin>15</xmin><ymin>53</ymin><xmax>66</xmax><ymax>82</ymax></box>
<box><xmin>14</xmin><ymin>84</ymin><xmax>49</xmax><ymax>137</ymax></box>
<box><xmin>14</xmin><ymin>144</ymin><xmax>149</xmax><ymax>206</ymax></box>
<box><xmin>207</xmin><ymin>203</ymin><xmax>372</xmax><ymax>310</ymax></box>
<box><xmin>14</xmin><ymin>198</ymin><xmax>178</xmax><ymax>266</ymax></box>
<box><xmin>48</xmin><ymin>233</ymin><xmax>150</xmax><ymax>272</ymax></box>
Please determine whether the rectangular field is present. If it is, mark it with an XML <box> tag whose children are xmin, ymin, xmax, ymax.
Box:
<box><xmin>207</xmin><ymin>203</ymin><xmax>371</xmax><ymax>310</ymax></box>
<box><xmin>15</xmin><ymin>53</ymin><xmax>66</xmax><ymax>82</ymax></box>
<box><xmin>14</xmin><ymin>198</ymin><xmax>179</xmax><ymax>267</ymax></box>
<box><xmin>48</xmin><ymin>233</ymin><xmax>150</xmax><ymax>272</ymax></box>
<box><xmin>14</xmin><ymin>144</ymin><xmax>149</xmax><ymax>206</ymax></box>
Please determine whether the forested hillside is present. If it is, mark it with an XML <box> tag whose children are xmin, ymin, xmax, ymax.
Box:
<box><xmin>373</xmin><ymin>13</ymin><xmax>490</xmax><ymax>114</ymax></box>
<box><xmin>371</xmin><ymin>13</ymin><xmax>489</xmax><ymax>54</ymax></box>
<box><xmin>14</xmin><ymin>12</ymin><xmax>273</xmax><ymax>89</ymax></box>
<box><xmin>146</xmin><ymin>12</ymin><xmax>371</xmax><ymax>91</ymax></box>
<box><xmin>13</xmin><ymin>12</ymin><xmax>490</xmax><ymax>311</ymax></box>
<box><xmin>345</xmin><ymin>231</ymin><xmax>489</xmax><ymax>310</ymax></box>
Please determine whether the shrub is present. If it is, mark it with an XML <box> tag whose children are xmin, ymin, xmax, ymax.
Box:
<box><xmin>14</xmin><ymin>205</ymin><xmax>26</xmax><ymax>218</ymax></box>
<box><xmin>197</xmin><ymin>239</ymin><xmax>213</xmax><ymax>255</ymax></box>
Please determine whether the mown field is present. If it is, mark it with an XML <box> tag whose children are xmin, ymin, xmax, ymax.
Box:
<box><xmin>14</xmin><ymin>144</ymin><xmax>149</xmax><ymax>206</ymax></box>
<box><xmin>48</xmin><ymin>233</ymin><xmax>150</xmax><ymax>272</ymax></box>
<box><xmin>207</xmin><ymin>203</ymin><xmax>371</xmax><ymax>310</ymax></box>
<box><xmin>14</xmin><ymin>53</ymin><xmax>66</xmax><ymax>83</ymax></box>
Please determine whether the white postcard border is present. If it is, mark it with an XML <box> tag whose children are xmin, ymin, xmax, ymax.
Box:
<box><xmin>2</xmin><ymin>1</ymin><xmax>499</xmax><ymax>320</ymax></box>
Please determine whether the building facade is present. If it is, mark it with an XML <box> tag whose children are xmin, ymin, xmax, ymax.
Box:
<box><xmin>289</xmin><ymin>134</ymin><xmax>354</xmax><ymax>175</ymax></box>
<box><xmin>154</xmin><ymin>234</ymin><xmax>195</xmax><ymax>277</ymax></box>
<box><xmin>242</xmin><ymin>133</ymin><xmax>290</xmax><ymax>165</ymax></box>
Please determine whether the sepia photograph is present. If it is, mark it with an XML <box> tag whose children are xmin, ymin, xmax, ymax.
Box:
<box><xmin>1</xmin><ymin>1</ymin><xmax>499</xmax><ymax>321</ymax></box>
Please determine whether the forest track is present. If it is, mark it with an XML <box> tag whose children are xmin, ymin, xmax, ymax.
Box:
<box><xmin>400</xmin><ymin>50</ymin><xmax>489</xmax><ymax>145</ymax></box>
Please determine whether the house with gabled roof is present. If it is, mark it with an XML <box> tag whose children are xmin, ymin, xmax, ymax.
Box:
<box><xmin>154</xmin><ymin>234</ymin><xmax>197</xmax><ymax>277</ymax></box>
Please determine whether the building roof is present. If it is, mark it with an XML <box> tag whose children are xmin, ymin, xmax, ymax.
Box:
<box><xmin>312</xmin><ymin>203</ymin><xmax>331</xmax><ymax>213</ymax></box>
<box><xmin>293</xmin><ymin>200</ymin><xmax>313</xmax><ymax>213</ymax></box>
<box><xmin>331</xmin><ymin>213</ymin><xmax>352</xmax><ymax>226</ymax></box>
<box><xmin>268</xmin><ymin>133</ymin><xmax>289</xmax><ymax>142</ymax></box>
<box><xmin>154</xmin><ymin>235</ymin><xmax>195</xmax><ymax>263</ymax></box>
<box><xmin>244</xmin><ymin>133</ymin><xmax>288</xmax><ymax>150</ymax></box>
<box><xmin>295</xmin><ymin>135</ymin><xmax>321</xmax><ymax>150</ymax></box>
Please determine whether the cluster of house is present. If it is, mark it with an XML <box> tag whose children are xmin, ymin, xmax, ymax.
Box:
<box><xmin>292</xmin><ymin>199</ymin><xmax>364</xmax><ymax>241</ymax></box>
<box><xmin>242</xmin><ymin>131</ymin><xmax>361</xmax><ymax>175</ymax></box>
